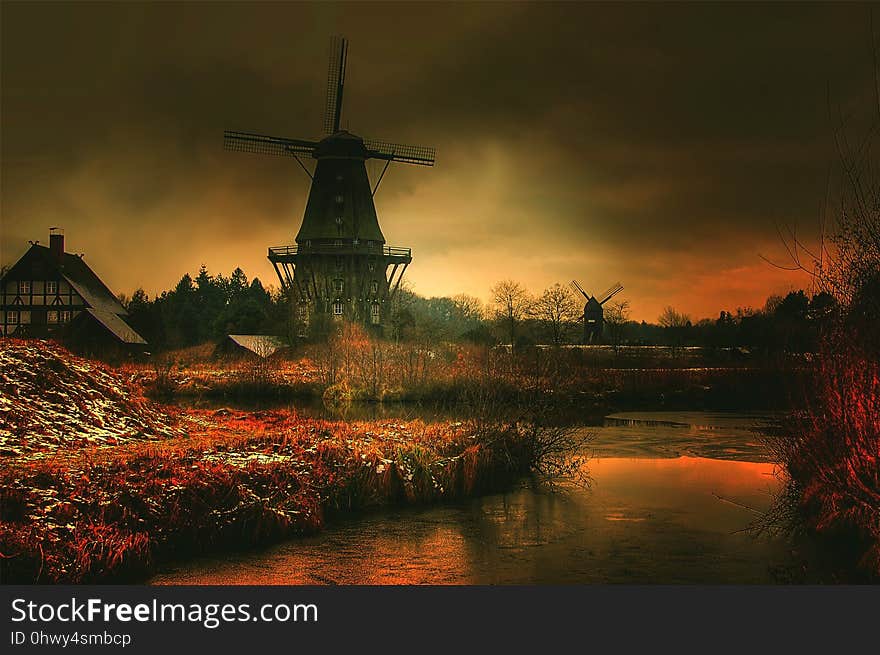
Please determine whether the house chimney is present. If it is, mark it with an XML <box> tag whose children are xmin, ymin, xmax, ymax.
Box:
<box><xmin>49</xmin><ymin>227</ymin><xmax>64</xmax><ymax>261</ymax></box>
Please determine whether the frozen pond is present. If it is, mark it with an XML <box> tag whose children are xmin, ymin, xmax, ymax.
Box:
<box><xmin>152</xmin><ymin>411</ymin><xmax>810</xmax><ymax>584</ymax></box>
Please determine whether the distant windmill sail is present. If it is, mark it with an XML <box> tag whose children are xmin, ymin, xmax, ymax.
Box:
<box><xmin>570</xmin><ymin>279</ymin><xmax>589</xmax><ymax>299</ymax></box>
<box><xmin>598</xmin><ymin>282</ymin><xmax>624</xmax><ymax>305</ymax></box>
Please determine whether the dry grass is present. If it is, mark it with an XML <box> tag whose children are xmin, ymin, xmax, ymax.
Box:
<box><xmin>0</xmin><ymin>409</ymin><xmax>534</xmax><ymax>583</ymax></box>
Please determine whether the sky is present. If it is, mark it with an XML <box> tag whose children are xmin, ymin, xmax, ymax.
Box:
<box><xmin>2</xmin><ymin>2</ymin><xmax>877</xmax><ymax>321</ymax></box>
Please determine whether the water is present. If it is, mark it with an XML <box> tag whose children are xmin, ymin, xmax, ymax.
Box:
<box><xmin>152</xmin><ymin>411</ymin><xmax>808</xmax><ymax>584</ymax></box>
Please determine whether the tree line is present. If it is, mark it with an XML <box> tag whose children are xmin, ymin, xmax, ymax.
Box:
<box><xmin>120</xmin><ymin>267</ymin><xmax>838</xmax><ymax>356</ymax></box>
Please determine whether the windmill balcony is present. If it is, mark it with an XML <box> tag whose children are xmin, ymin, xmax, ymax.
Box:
<box><xmin>269</xmin><ymin>242</ymin><xmax>412</xmax><ymax>263</ymax></box>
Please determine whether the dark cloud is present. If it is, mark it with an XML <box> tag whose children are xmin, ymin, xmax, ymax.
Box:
<box><xmin>2</xmin><ymin>1</ymin><xmax>876</xmax><ymax>320</ymax></box>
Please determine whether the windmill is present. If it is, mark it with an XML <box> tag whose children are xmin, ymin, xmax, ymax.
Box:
<box><xmin>569</xmin><ymin>280</ymin><xmax>624</xmax><ymax>343</ymax></box>
<box><xmin>224</xmin><ymin>36</ymin><xmax>435</xmax><ymax>336</ymax></box>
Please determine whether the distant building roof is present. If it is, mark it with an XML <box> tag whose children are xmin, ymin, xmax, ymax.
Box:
<box><xmin>84</xmin><ymin>309</ymin><xmax>147</xmax><ymax>345</ymax></box>
<box><xmin>226</xmin><ymin>334</ymin><xmax>287</xmax><ymax>358</ymax></box>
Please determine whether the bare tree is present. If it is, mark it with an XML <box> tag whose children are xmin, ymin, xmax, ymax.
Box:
<box><xmin>451</xmin><ymin>294</ymin><xmax>485</xmax><ymax>323</ymax></box>
<box><xmin>604</xmin><ymin>299</ymin><xmax>630</xmax><ymax>356</ymax></box>
<box><xmin>490</xmin><ymin>280</ymin><xmax>532</xmax><ymax>347</ymax></box>
<box><xmin>532</xmin><ymin>283</ymin><xmax>580</xmax><ymax>345</ymax></box>
<box><xmin>658</xmin><ymin>306</ymin><xmax>691</xmax><ymax>358</ymax></box>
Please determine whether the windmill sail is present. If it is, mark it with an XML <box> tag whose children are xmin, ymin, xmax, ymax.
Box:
<box><xmin>598</xmin><ymin>282</ymin><xmax>624</xmax><ymax>305</ymax></box>
<box><xmin>224</xmin><ymin>131</ymin><xmax>317</xmax><ymax>158</ymax></box>
<box><xmin>324</xmin><ymin>36</ymin><xmax>348</xmax><ymax>135</ymax></box>
<box><xmin>364</xmin><ymin>139</ymin><xmax>435</xmax><ymax>166</ymax></box>
<box><xmin>570</xmin><ymin>279</ymin><xmax>590</xmax><ymax>299</ymax></box>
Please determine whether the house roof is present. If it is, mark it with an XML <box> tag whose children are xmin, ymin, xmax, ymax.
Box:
<box><xmin>226</xmin><ymin>334</ymin><xmax>287</xmax><ymax>358</ymax></box>
<box><xmin>58</xmin><ymin>250</ymin><xmax>127</xmax><ymax>315</ymax></box>
<box><xmin>84</xmin><ymin>309</ymin><xmax>147</xmax><ymax>345</ymax></box>
<box><xmin>3</xmin><ymin>244</ymin><xmax>127</xmax><ymax>316</ymax></box>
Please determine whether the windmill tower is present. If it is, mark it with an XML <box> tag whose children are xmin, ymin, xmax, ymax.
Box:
<box><xmin>570</xmin><ymin>280</ymin><xmax>624</xmax><ymax>343</ymax></box>
<box><xmin>224</xmin><ymin>37</ymin><xmax>435</xmax><ymax>336</ymax></box>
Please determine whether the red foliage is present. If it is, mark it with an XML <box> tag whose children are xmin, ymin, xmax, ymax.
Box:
<box><xmin>769</xmin><ymin>346</ymin><xmax>880</xmax><ymax>575</ymax></box>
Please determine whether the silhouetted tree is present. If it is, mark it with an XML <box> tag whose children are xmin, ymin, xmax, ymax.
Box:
<box><xmin>490</xmin><ymin>279</ymin><xmax>532</xmax><ymax>347</ymax></box>
<box><xmin>532</xmin><ymin>283</ymin><xmax>579</xmax><ymax>346</ymax></box>
<box><xmin>604</xmin><ymin>299</ymin><xmax>631</xmax><ymax>355</ymax></box>
<box><xmin>658</xmin><ymin>306</ymin><xmax>691</xmax><ymax>357</ymax></box>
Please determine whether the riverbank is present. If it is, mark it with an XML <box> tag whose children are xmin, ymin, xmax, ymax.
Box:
<box><xmin>1</xmin><ymin>409</ymin><xmax>538</xmax><ymax>583</ymax></box>
<box><xmin>0</xmin><ymin>341</ymin><xmax>545</xmax><ymax>584</ymax></box>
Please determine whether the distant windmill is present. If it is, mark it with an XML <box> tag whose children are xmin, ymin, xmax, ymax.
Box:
<box><xmin>569</xmin><ymin>280</ymin><xmax>624</xmax><ymax>343</ymax></box>
<box><xmin>224</xmin><ymin>36</ymin><xmax>435</xmax><ymax>335</ymax></box>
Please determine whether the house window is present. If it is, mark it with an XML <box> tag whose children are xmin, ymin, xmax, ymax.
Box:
<box><xmin>370</xmin><ymin>280</ymin><xmax>379</xmax><ymax>295</ymax></box>
<box><xmin>47</xmin><ymin>311</ymin><xmax>59</xmax><ymax>324</ymax></box>
<box><xmin>335</xmin><ymin>194</ymin><xmax>344</xmax><ymax>204</ymax></box>
<box><xmin>335</xmin><ymin>215</ymin><xmax>344</xmax><ymax>225</ymax></box>
<box><xmin>370</xmin><ymin>304</ymin><xmax>380</xmax><ymax>325</ymax></box>
<box><xmin>333</xmin><ymin>279</ymin><xmax>344</xmax><ymax>293</ymax></box>
<box><xmin>332</xmin><ymin>301</ymin><xmax>344</xmax><ymax>315</ymax></box>
<box><xmin>46</xmin><ymin>280</ymin><xmax>58</xmax><ymax>295</ymax></box>
<box><xmin>6</xmin><ymin>311</ymin><xmax>19</xmax><ymax>324</ymax></box>
<box><xmin>60</xmin><ymin>310</ymin><xmax>71</xmax><ymax>323</ymax></box>
<box><xmin>19</xmin><ymin>311</ymin><xmax>30</xmax><ymax>324</ymax></box>
<box><xmin>18</xmin><ymin>281</ymin><xmax>31</xmax><ymax>294</ymax></box>
<box><xmin>334</xmin><ymin>239</ymin><xmax>342</xmax><ymax>247</ymax></box>
<box><xmin>368</xmin><ymin>259</ymin><xmax>376</xmax><ymax>272</ymax></box>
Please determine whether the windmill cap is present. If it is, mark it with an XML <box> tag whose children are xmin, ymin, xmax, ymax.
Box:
<box><xmin>315</xmin><ymin>130</ymin><xmax>367</xmax><ymax>159</ymax></box>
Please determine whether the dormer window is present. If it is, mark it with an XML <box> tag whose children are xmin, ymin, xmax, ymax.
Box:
<box><xmin>18</xmin><ymin>281</ymin><xmax>31</xmax><ymax>294</ymax></box>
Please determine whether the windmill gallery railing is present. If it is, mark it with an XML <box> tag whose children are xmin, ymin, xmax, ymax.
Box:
<box><xmin>268</xmin><ymin>243</ymin><xmax>411</xmax><ymax>260</ymax></box>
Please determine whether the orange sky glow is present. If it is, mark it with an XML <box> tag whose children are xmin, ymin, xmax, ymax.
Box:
<box><xmin>3</xmin><ymin>3</ymin><xmax>874</xmax><ymax>322</ymax></box>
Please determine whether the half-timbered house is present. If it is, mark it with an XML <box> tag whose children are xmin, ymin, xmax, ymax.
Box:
<box><xmin>0</xmin><ymin>230</ymin><xmax>146</xmax><ymax>354</ymax></box>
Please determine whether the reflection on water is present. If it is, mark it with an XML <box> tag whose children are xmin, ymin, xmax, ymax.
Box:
<box><xmin>152</xmin><ymin>411</ymin><xmax>806</xmax><ymax>584</ymax></box>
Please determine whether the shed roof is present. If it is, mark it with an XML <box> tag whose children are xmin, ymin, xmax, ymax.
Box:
<box><xmin>227</xmin><ymin>334</ymin><xmax>287</xmax><ymax>358</ymax></box>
